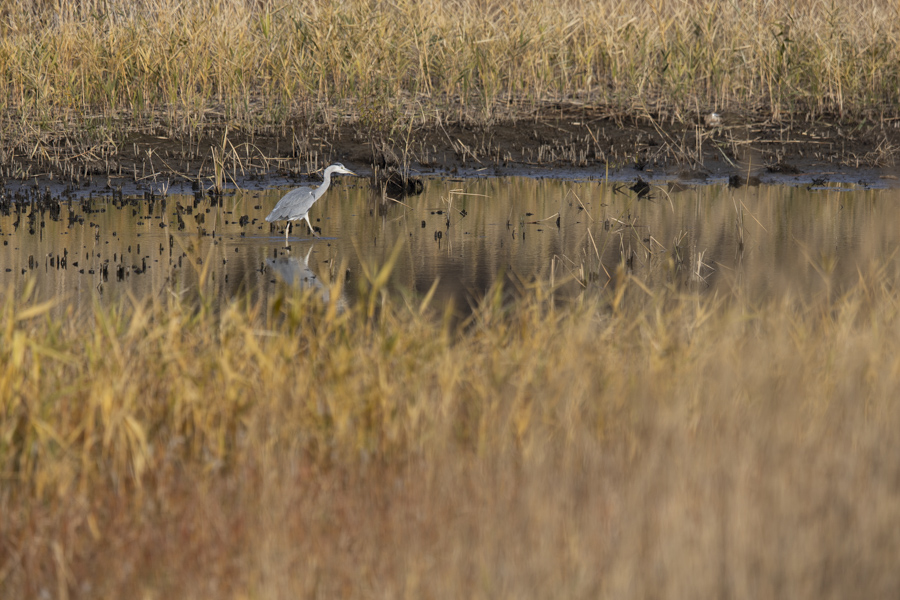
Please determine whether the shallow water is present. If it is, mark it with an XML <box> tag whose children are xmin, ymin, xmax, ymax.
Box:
<box><xmin>2</xmin><ymin>176</ymin><xmax>899</xmax><ymax>311</ymax></box>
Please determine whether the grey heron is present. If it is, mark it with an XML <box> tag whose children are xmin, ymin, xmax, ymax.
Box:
<box><xmin>266</xmin><ymin>163</ymin><xmax>356</xmax><ymax>242</ymax></box>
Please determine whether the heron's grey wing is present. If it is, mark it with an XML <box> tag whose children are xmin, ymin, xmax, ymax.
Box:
<box><xmin>266</xmin><ymin>186</ymin><xmax>318</xmax><ymax>222</ymax></box>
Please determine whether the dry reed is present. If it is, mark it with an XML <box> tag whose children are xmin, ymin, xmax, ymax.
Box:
<box><xmin>2</xmin><ymin>260</ymin><xmax>900</xmax><ymax>597</ymax></box>
<box><xmin>1</xmin><ymin>0</ymin><xmax>899</xmax><ymax>151</ymax></box>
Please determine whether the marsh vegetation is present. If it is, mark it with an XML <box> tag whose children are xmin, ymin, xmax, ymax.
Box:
<box><xmin>4</xmin><ymin>243</ymin><xmax>900</xmax><ymax>598</ymax></box>
<box><xmin>2</xmin><ymin>0</ymin><xmax>900</xmax><ymax>181</ymax></box>
<box><xmin>3</xmin><ymin>1</ymin><xmax>900</xmax><ymax>598</ymax></box>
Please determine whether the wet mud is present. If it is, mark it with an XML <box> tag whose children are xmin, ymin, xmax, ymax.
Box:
<box><xmin>2</xmin><ymin>107</ymin><xmax>899</xmax><ymax>197</ymax></box>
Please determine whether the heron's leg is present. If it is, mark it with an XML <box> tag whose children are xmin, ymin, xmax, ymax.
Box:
<box><xmin>285</xmin><ymin>222</ymin><xmax>290</xmax><ymax>245</ymax></box>
<box><xmin>305</xmin><ymin>214</ymin><xmax>319</xmax><ymax>237</ymax></box>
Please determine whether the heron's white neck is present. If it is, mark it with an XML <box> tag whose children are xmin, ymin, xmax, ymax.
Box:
<box><xmin>321</xmin><ymin>166</ymin><xmax>338</xmax><ymax>186</ymax></box>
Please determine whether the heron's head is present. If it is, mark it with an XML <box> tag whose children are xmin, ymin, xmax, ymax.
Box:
<box><xmin>328</xmin><ymin>163</ymin><xmax>356</xmax><ymax>177</ymax></box>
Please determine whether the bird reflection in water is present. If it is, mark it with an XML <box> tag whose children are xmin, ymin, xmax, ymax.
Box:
<box><xmin>265</xmin><ymin>246</ymin><xmax>342</xmax><ymax>307</ymax></box>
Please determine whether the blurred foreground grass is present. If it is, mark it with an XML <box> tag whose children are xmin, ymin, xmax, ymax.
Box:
<box><xmin>2</xmin><ymin>261</ymin><xmax>900</xmax><ymax>597</ymax></box>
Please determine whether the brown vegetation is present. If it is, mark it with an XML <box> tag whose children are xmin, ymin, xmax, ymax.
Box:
<box><xmin>3</xmin><ymin>263</ymin><xmax>900</xmax><ymax>597</ymax></box>
<box><xmin>2</xmin><ymin>0</ymin><xmax>900</xmax><ymax>181</ymax></box>
<box><xmin>3</xmin><ymin>1</ymin><xmax>900</xmax><ymax>596</ymax></box>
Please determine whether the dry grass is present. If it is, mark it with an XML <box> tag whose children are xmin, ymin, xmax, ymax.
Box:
<box><xmin>2</xmin><ymin>259</ymin><xmax>900</xmax><ymax>597</ymax></box>
<box><xmin>3</xmin><ymin>3</ymin><xmax>900</xmax><ymax>593</ymax></box>
<box><xmin>1</xmin><ymin>0</ymin><xmax>899</xmax><ymax>152</ymax></box>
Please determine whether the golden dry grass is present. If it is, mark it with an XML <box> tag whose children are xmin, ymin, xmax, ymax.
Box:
<box><xmin>3</xmin><ymin>1</ymin><xmax>900</xmax><ymax>594</ymax></box>
<box><xmin>1</xmin><ymin>0</ymin><xmax>899</xmax><ymax>148</ymax></box>
<box><xmin>3</xmin><ymin>262</ymin><xmax>900</xmax><ymax>597</ymax></box>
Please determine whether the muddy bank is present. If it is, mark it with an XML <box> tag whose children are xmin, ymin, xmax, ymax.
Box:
<box><xmin>3</xmin><ymin>107</ymin><xmax>899</xmax><ymax>194</ymax></box>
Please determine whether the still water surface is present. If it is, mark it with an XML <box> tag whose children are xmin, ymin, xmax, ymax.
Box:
<box><xmin>1</xmin><ymin>176</ymin><xmax>898</xmax><ymax>311</ymax></box>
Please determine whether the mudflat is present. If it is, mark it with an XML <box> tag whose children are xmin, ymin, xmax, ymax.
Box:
<box><xmin>4</xmin><ymin>107</ymin><xmax>899</xmax><ymax>194</ymax></box>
